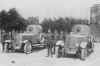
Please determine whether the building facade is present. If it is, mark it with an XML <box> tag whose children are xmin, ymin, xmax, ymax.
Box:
<box><xmin>90</xmin><ymin>4</ymin><xmax>100</xmax><ymax>24</ymax></box>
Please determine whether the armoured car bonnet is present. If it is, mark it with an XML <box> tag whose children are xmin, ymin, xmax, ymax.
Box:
<box><xmin>72</xmin><ymin>24</ymin><xmax>90</xmax><ymax>35</ymax></box>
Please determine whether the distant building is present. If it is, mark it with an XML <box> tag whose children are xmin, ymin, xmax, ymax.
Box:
<box><xmin>90</xmin><ymin>4</ymin><xmax>100</xmax><ymax>24</ymax></box>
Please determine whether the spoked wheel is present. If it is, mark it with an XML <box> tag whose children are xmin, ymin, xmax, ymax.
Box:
<box><xmin>80</xmin><ymin>48</ymin><xmax>87</xmax><ymax>61</ymax></box>
<box><xmin>24</xmin><ymin>41</ymin><xmax>32</xmax><ymax>54</ymax></box>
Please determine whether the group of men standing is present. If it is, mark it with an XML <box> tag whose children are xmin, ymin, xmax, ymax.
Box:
<box><xmin>45</xmin><ymin>30</ymin><xmax>65</xmax><ymax>57</ymax></box>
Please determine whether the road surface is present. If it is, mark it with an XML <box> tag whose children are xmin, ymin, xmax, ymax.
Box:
<box><xmin>0</xmin><ymin>42</ymin><xmax>99</xmax><ymax>66</ymax></box>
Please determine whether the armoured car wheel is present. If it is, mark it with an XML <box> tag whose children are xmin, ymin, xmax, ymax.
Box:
<box><xmin>58</xmin><ymin>48</ymin><xmax>61</xmax><ymax>58</ymax></box>
<box><xmin>55</xmin><ymin>46</ymin><xmax>60</xmax><ymax>58</ymax></box>
<box><xmin>4</xmin><ymin>43</ymin><xmax>8</xmax><ymax>52</ymax></box>
<box><xmin>24</xmin><ymin>41</ymin><xmax>32</xmax><ymax>54</ymax></box>
<box><xmin>56</xmin><ymin>46</ymin><xmax>64</xmax><ymax>58</ymax></box>
<box><xmin>80</xmin><ymin>48</ymin><xmax>87</xmax><ymax>60</ymax></box>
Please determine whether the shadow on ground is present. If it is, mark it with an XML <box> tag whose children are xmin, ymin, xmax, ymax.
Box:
<box><xmin>14</xmin><ymin>47</ymin><xmax>45</xmax><ymax>53</ymax></box>
<box><xmin>58</xmin><ymin>51</ymin><xmax>94</xmax><ymax>60</ymax></box>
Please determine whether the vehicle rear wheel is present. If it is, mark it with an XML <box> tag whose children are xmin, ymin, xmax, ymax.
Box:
<box><xmin>24</xmin><ymin>41</ymin><xmax>32</xmax><ymax>54</ymax></box>
<box><xmin>80</xmin><ymin>48</ymin><xmax>87</xmax><ymax>60</ymax></box>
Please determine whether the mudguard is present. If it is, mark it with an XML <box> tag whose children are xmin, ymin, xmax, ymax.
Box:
<box><xmin>4</xmin><ymin>40</ymin><xmax>12</xmax><ymax>43</ymax></box>
<box><xmin>80</xmin><ymin>42</ymin><xmax>87</xmax><ymax>48</ymax></box>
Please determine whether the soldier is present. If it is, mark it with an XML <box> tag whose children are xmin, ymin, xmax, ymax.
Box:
<box><xmin>51</xmin><ymin>34</ymin><xmax>56</xmax><ymax>55</ymax></box>
<box><xmin>46</xmin><ymin>30</ymin><xmax>54</xmax><ymax>57</ymax></box>
<box><xmin>60</xmin><ymin>31</ymin><xmax>65</xmax><ymax>40</ymax></box>
<box><xmin>53</xmin><ymin>31</ymin><xmax>59</xmax><ymax>54</ymax></box>
<box><xmin>2</xmin><ymin>32</ymin><xmax>8</xmax><ymax>52</ymax></box>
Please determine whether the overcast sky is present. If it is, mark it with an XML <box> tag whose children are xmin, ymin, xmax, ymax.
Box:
<box><xmin>0</xmin><ymin>0</ymin><xmax>99</xmax><ymax>19</ymax></box>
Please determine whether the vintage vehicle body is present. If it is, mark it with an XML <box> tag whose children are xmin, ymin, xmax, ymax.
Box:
<box><xmin>3</xmin><ymin>25</ymin><xmax>45</xmax><ymax>54</ymax></box>
<box><xmin>56</xmin><ymin>24</ymin><xmax>94</xmax><ymax>60</ymax></box>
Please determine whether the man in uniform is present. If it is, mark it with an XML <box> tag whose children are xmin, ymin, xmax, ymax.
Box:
<box><xmin>53</xmin><ymin>31</ymin><xmax>59</xmax><ymax>54</ymax></box>
<box><xmin>46</xmin><ymin>30</ymin><xmax>54</xmax><ymax>57</ymax></box>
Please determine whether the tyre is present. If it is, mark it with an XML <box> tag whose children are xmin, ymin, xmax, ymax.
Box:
<box><xmin>56</xmin><ymin>46</ymin><xmax>63</xmax><ymax>58</ymax></box>
<box><xmin>24</xmin><ymin>41</ymin><xmax>32</xmax><ymax>54</ymax></box>
<box><xmin>4</xmin><ymin>42</ymin><xmax>8</xmax><ymax>52</ymax></box>
<box><xmin>80</xmin><ymin>48</ymin><xmax>87</xmax><ymax>60</ymax></box>
<box><xmin>55</xmin><ymin>47</ymin><xmax>60</xmax><ymax>58</ymax></box>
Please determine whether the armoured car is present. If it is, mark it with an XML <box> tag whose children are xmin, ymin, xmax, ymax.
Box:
<box><xmin>3</xmin><ymin>25</ymin><xmax>45</xmax><ymax>54</ymax></box>
<box><xmin>56</xmin><ymin>24</ymin><xmax>94</xmax><ymax>60</ymax></box>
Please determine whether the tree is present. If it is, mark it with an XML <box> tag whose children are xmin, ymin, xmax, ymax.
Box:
<box><xmin>41</xmin><ymin>17</ymin><xmax>89</xmax><ymax>34</ymax></box>
<box><xmin>0</xmin><ymin>8</ymin><xmax>27</xmax><ymax>32</ymax></box>
<box><xmin>41</xmin><ymin>18</ymin><xmax>50</xmax><ymax>33</ymax></box>
<box><xmin>41</xmin><ymin>17</ymin><xmax>69</xmax><ymax>33</ymax></box>
<box><xmin>0</xmin><ymin>10</ymin><xmax>8</xmax><ymax>31</ymax></box>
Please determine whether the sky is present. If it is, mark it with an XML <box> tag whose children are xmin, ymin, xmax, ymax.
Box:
<box><xmin>0</xmin><ymin>0</ymin><xmax>99</xmax><ymax>20</ymax></box>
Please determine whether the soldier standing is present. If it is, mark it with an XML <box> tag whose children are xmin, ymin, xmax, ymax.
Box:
<box><xmin>53</xmin><ymin>31</ymin><xmax>59</xmax><ymax>54</ymax></box>
<box><xmin>46</xmin><ymin>30</ymin><xmax>54</xmax><ymax>57</ymax></box>
<box><xmin>51</xmin><ymin>34</ymin><xmax>56</xmax><ymax>55</ymax></box>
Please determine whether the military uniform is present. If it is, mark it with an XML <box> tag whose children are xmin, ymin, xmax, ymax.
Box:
<box><xmin>46</xmin><ymin>33</ymin><xmax>55</xmax><ymax>57</ymax></box>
